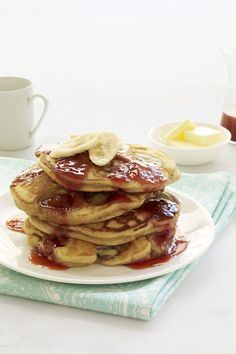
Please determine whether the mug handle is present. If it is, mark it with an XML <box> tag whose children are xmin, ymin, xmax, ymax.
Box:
<box><xmin>29</xmin><ymin>94</ymin><xmax>48</xmax><ymax>135</ymax></box>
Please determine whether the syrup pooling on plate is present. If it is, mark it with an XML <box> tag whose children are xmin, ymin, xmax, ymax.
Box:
<box><xmin>29</xmin><ymin>249</ymin><xmax>68</xmax><ymax>270</ymax></box>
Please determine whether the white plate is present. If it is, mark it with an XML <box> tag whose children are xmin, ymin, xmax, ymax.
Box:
<box><xmin>0</xmin><ymin>188</ymin><xmax>215</xmax><ymax>284</ymax></box>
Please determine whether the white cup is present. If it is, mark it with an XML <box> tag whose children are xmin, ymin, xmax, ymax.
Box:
<box><xmin>0</xmin><ymin>77</ymin><xmax>48</xmax><ymax>150</ymax></box>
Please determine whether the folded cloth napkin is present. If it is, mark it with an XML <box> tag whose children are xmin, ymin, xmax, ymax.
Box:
<box><xmin>0</xmin><ymin>157</ymin><xmax>235</xmax><ymax>320</ymax></box>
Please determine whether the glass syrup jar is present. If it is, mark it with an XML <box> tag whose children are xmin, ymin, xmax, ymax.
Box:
<box><xmin>220</xmin><ymin>42</ymin><xmax>236</xmax><ymax>143</ymax></box>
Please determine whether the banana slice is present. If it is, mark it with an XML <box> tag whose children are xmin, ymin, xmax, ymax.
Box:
<box><xmin>89</xmin><ymin>132</ymin><xmax>121</xmax><ymax>166</ymax></box>
<box><xmin>50</xmin><ymin>132</ymin><xmax>101</xmax><ymax>158</ymax></box>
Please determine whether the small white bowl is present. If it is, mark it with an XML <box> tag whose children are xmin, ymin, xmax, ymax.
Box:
<box><xmin>149</xmin><ymin>121</ymin><xmax>231</xmax><ymax>166</ymax></box>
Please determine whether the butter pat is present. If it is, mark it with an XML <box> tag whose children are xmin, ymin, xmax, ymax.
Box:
<box><xmin>167</xmin><ymin>139</ymin><xmax>200</xmax><ymax>148</ymax></box>
<box><xmin>184</xmin><ymin>126</ymin><xmax>221</xmax><ymax>146</ymax></box>
<box><xmin>164</xmin><ymin>119</ymin><xmax>197</xmax><ymax>141</ymax></box>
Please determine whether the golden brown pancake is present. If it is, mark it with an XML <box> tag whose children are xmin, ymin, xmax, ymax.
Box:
<box><xmin>74</xmin><ymin>191</ymin><xmax>180</xmax><ymax>239</ymax></box>
<box><xmin>24</xmin><ymin>218</ymin><xmax>177</xmax><ymax>267</ymax></box>
<box><xmin>35</xmin><ymin>144</ymin><xmax>180</xmax><ymax>193</ymax></box>
<box><xmin>28</xmin><ymin>191</ymin><xmax>180</xmax><ymax>246</ymax></box>
<box><xmin>98</xmin><ymin>237</ymin><xmax>151</xmax><ymax>266</ymax></box>
<box><xmin>10</xmin><ymin>164</ymin><xmax>147</xmax><ymax>225</ymax></box>
<box><xmin>24</xmin><ymin>218</ymin><xmax>97</xmax><ymax>267</ymax></box>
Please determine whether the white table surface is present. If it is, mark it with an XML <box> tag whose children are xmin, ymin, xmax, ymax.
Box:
<box><xmin>0</xmin><ymin>85</ymin><xmax>235</xmax><ymax>354</ymax></box>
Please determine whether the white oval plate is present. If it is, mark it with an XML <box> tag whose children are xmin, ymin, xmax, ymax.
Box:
<box><xmin>0</xmin><ymin>188</ymin><xmax>215</xmax><ymax>284</ymax></box>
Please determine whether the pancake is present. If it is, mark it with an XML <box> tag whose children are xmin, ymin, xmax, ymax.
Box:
<box><xmin>25</xmin><ymin>218</ymin><xmax>97</xmax><ymax>267</ymax></box>
<box><xmin>24</xmin><ymin>219</ymin><xmax>176</xmax><ymax>267</ymax></box>
<box><xmin>98</xmin><ymin>237</ymin><xmax>151</xmax><ymax>266</ymax></box>
<box><xmin>28</xmin><ymin>191</ymin><xmax>180</xmax><ymax>246</ymax></box>
<box><xmin>74</xmin><ymin>191</ymin><xmax>180</xmax><ymax>239</ymax></box>
<box><xmin>10</xmin><ymin>164</ymin><xmax>147</xmax><ymax>225</ymax></box>
<box><xmin>97</xmin><ymin>231</ymin><xmax>177</xmax><ymax>266</ymax></box>
<box><xmin>35</xmin><ymin>144</ymin><xmax>180</xmax><ymax>193</ymax></box>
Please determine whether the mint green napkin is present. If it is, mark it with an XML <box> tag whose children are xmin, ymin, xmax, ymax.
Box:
<box><xmin>0</xmin><ymin>157</ymin><xmax>235</xmax><ymax>320</ymax></box>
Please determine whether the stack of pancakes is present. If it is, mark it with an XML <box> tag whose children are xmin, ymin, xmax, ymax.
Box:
<box><xmin>10</xmin><ymin>142</ymin><xmax>181</xmax><ymax>267</ymax></box>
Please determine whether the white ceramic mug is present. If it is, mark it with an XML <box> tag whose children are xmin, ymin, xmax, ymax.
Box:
<box><xmin>0</xmin><ymin>77</ymin><xmax>48</xmax><ymax>150</ymax></box>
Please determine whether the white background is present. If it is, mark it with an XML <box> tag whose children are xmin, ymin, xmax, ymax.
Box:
<box><xmin>0</xmin><ymin>0</ymin><xmax>235</xmax><ymax>120</ymax></box>
<box><xmin>0</xmin><ymin>1</ymin><xmax>236</xmax><ymax>354</ymax></box>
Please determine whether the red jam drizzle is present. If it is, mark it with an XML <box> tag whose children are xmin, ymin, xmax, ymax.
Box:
<box><xmin>29</xmin><ymin>235</ymin><xmax>69</xmax><ymax>270</ymax></box>
<box><xmin>107</xmin><ymin>154</ymin><xmax>166</xmax><ymax>189</ymax></box>
<box><xmin>128</xmin><ymin>239</ymin><xmax>188</xmax><ymax>269</ymax></box>
<box><xmin>104</xmin><ymin>192</ymin><xmax>132</xmax><ymax>204</ymax></box>
<box><xmin>103</xmin><ymin>195</ymin><xmax>179</xmax><ymax>233</ymax></box>
<box><xmin>11</xmin><ymin>167</ymin><xmax>43</xmax><ymax>187</ymax></box>
<box><xmin>29</xmin><ymin>249</ymin><xmax>68</xmax><ymax>270</ymax></box>
<box><xmin>139</xmin><ymin>196</ymin><xmax>179</xmax><ymax>220</ymax></box>
<box><xmin>7</xmin><ymin>217</ymin><xmax>68</xmax><ymax>270</ymax></box>
<box><xmin>50</xmin><ymin>150</ymin><xmax>166</xmax><ymax>191</ymax></box>
<box><xmin>94</xmin><ymin>195</ymin><xmax>179</xmax><ymax>233</ymax></box>
<box><xmin>53</xmin><ymin>152</ymin><xmax>92</xmax><ymax>189</ymax></box>
<box><xmin>40</xmin><ymin>235</ymin><xmax>69</xmax><ymax>250</ymax></box>
<box><xmin>40</xmin><ymin>192</ymin><xmax>85</xmax><ymax>211</ymax></box>
<box><xmin>6</xmin><ymin>219</ymin><xmax>25</xmax><ymax>233</ymax></box>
